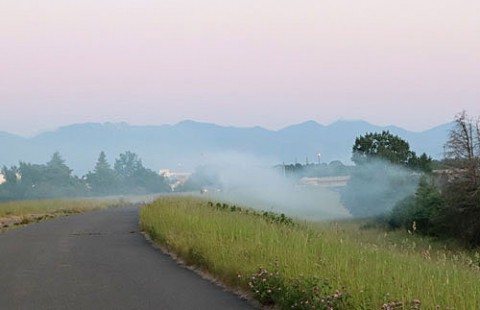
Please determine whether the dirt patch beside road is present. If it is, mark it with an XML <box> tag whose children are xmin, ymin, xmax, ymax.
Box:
<box><xmin>0</xmin><ymin>212</ymin><xmax>71</xmax><ymax>232</ymax></box>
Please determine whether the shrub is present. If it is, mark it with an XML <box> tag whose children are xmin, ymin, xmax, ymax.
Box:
<box><xmin>389</xmin><ymin>176</ymin><xmax>443</xmax><ymax>236</ymax></box>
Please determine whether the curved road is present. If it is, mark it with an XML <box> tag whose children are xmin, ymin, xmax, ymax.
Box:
<box><xmin>0</xmin><ymin>206</ymin><xmax>254</xmax><ymax>309</ymax></box>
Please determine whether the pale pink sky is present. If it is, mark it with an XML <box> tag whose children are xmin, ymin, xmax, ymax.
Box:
<box><xmin>1</xmin><ymin>0</ymin><xmax>479</xmax><ymax>136</ymax></box>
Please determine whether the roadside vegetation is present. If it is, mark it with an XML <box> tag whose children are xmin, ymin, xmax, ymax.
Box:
<box><xmin>0</xmin><ymin>198</ymin><xmax>127</xmax><ymax>231</ymax></box>
<box><xmin>141</xmin><ymin>196</ymin><xmax>480</xmax><ymax>309</ymax></box>
<box><xmin>341</xmin><ymin>111</ymin><xmax>480</xmax><ymax>248</ymax></box>
<box><xmin>388</xmin><ymin>111</ymin><xmax>480</xmax><ymax>247</ymax></box>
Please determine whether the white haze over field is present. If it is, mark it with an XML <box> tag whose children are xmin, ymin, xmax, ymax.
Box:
<box><xmin>194</xmin><ymin>152</ymin><xmax>420</xmax><ymax>221</ymax></box>
<box><xmin>341</xmin><ymin>158</ymin><xmax>420</xmax><ymax>218</ymax></box>
<box><xmin>197</xmin><ymin>152</ymin><xmax>351</xmax><ymax>220</ymax></box>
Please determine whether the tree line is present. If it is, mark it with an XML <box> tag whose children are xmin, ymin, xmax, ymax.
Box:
<box><xmin>282</xmin><ymin>161</ymin><xmax>353</xmax><ymax>178</ymax></box>
<box><xmin>342</xmin><ymin>111</ymin><xmax>480</xmax><ymax>247</ymax></box>
<box><xmin>0</xmin><ymin>151</ymin><xmax>171</xmax><ymax>201</ymax></box>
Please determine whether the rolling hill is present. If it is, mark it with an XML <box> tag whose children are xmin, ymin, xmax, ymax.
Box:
<box><xmin>0</xmin><ymin>120</ymin><xmax>452</xmax><ymax>175</ymax></box>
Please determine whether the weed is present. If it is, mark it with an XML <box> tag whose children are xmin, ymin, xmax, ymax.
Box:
<box><xmin>186</xmin><ymin>247</ymin><xmax>209</xmax><ymax>268</ymax></box>
<box><xmin>208</xmin><ymin>201</ymin><xmax>294</xmax><ymax>227</ymax></box>
<box><xmin>244</xmin><ymin>264</ymin><xmax>350</xmax><ymax>309</ymax></box>
<box><xmin>19</xmin><ymin>217</ymin><xmax>31</xmax><ymax>225</ymax></box>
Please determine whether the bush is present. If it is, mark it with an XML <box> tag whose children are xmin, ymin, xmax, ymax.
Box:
<box><xmin>436</xmin><ymin>179</ymin><xmax>480</xmax><ymax>247</ymax></box>
<box><xmin>389</xmin><ymin>176</ymin><xmax>444</xmax><ymax>236</ymax></box>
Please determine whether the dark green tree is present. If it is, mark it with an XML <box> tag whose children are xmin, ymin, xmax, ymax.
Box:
<box><xmin>4</xmin><ymin>153</ymin><xmax>87</xmax><ymax>199</ymax></box>
<box><xmin>0</xmin><ymin>165</ymin><xmax>20</xmax><ymax>200</ymax></box>
<box><xmin>387</xmin><ymin>111</ymin><xmax>480</xmax><ymax>247</ymax></box>
<box><xmin>114</xmin><ymin>151</ymin><xmax>143</xmax><ymax>182</ymax></box>
<box><xmin>131</xmin><ymin>167</ymin><xmax>171</xmax><ymax>193</ymax></box>
<box><xmin>114</xmin><ymin>151</ymin><xmax>170</xmax><ymax>194</ymax></box>
<box><xmin>85</xmin><ymin>151</ymin><xmax>118</xmax><ymax>195</ymax></box>
<box><xmin>17</xmin><ymin>162</ymin><xmax>48</xmax><ymax>198</ymax></box>
<box><xmin>2</xmin><ymin>165</ymin><xmax>18</xmax><ymax>184</ymax></box>
<box><xmin>352</xmin><ymin>131</ymin><xmax>414</xmax><ymax>166</ymax></box>
<box><xmin>389</xmin><ymin>176</ymin><xmax>444</xmax><ymax>235</ymax></box>
<box><xmin>342</xmin><ymin>131</ymin><xmax>421</xmax><ymax>217</ymax></box>
<box><xmin>435</xmin><ymin>111</ymin><xmax>480</xmax><ymax>246</ymax></box>
<box><xmin>36</xmin><ymin>152</ymin><xmax>85</xmax><ymax>198</ymax></box>
<box><xmin>407</xmin><ymin>152</ymin><xmax>433</xmax><ymax>173</ymax></box>
<box><xmin>44</xmin><ymin>152</ymin><xmax>73</xmax><ymax>186</ymax></box>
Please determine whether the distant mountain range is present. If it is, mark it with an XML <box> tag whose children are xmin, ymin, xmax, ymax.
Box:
<box><xmin>0</xmin><ymin>120</ymin><xmax>452</xmax><ymax>175</ymax></box>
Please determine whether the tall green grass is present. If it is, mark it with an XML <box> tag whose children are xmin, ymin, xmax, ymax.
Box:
<box><xmin>141</xmin><ymin>196</ymin><xmax>480</xmax><ymax>309</ymax></box>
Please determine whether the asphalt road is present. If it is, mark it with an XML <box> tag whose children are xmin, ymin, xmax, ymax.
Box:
<box><xmin>0</xmin><ymin>206</ymin><xmax>255</xmax><ymax>310</ymax></box>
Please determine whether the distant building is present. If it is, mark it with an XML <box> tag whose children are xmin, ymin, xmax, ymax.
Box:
<box><xmin>296</xmin><ymin>176</ymin><xmax>350</xmax><ymax>188</ymax></box>
<box><xmin>160</xmin><ymin>169</ymin><xmax>192</xmax><ymax>190</ymax></box>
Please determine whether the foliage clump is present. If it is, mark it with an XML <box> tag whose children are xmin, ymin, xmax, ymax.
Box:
<box><xmin>0</xmin><ymin>151</ymin><xmax>171</xmax><ymax>201</ymax></box>
<box><xmin>342</xmin><ymin>131</ymin><xmax>431</xmax><ymax>217</ymax></box>
<box><xmin>351</xmin><ymin>130</ymin><xmax>432</xmax><ymax>171</ymax></box>
<box><xmin>388</xmin><ymin>111</ymin><xmax>480</xmax><ymax>247</ymax></box>
<box><xmin>389</xmin><ymin>176</ymin><xmax>444</xmax><ymax>236</ymax></box>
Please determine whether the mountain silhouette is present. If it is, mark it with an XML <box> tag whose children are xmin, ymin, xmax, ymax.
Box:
<box><xmin>0</xmin><ymin>120</ymin><xmax>452</xmax><ymax>175</ymax></box>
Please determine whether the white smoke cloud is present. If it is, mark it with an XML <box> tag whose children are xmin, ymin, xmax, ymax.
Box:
<box><xmin>197</xmin><ymin>151</ymin><xmax>351</xmax><ymax>220</ymax></box>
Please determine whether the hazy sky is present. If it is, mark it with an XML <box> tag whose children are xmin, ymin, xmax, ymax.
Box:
<box><xmin>1</xmin><ymin>0</ymin><xmax>479</xmax><ymax>136</ymax></box>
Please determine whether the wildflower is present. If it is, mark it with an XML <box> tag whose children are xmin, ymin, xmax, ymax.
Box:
<box><xmin>333</xmin><ymin>289</ymin><xmax>341</xmax><ymax>298</ymax></box>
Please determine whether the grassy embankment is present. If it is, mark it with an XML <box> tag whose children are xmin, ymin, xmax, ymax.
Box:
<box><xmin>0</xmin><ymin>198</ymin><xmax>127</xmax><ymax>230</ymax></box>
<box><xmin>141</xmin><ymin>196</ymin><xmax>480</xmax><ymax>309</ymax></box>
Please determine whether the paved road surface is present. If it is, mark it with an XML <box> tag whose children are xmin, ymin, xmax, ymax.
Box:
<box><xmin>0</xmin><ymin>206</ymin><xmax>254</xmax><ymax>310</ymax></box>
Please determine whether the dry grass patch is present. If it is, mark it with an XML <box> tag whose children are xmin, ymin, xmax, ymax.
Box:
<box><xmin>0</xmin><ymin>198</ymin><xmax>127</xmax><ymax>231</ymax></box>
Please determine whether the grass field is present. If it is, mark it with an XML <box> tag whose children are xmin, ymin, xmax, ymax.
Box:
<box><xmin>141</xmin><ymin>196</ymin><xmax>480</xmax><ymax>309</ymax></box>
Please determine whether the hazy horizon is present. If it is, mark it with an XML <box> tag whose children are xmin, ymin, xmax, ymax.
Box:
<box><xmin>1</xmin><ymin>1</ymin><xmax>478</xmax><ymax>136</ymax></box>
